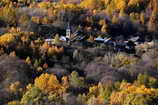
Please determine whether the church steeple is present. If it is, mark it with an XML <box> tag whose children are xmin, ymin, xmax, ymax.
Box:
<box><xmin>66</xmin><ymin>22</ymin><xmax>71</xmax><ymax>39</ymax></box>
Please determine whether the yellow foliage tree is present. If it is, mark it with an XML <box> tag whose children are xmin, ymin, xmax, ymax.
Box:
<box><xmin>140</xmin><ymin>12</ymin><xmax>145</xmax><ymax>24</ymax></box>
<box><xmin>109</xmin><ymin>82</ymin><xmax>158</xmax><ymax>105</ymax></box>
<box><xmin>34</xmin><ymin>73</ymin><xmax>68</xmax><ymax>94</ymax></box>
<box><xmin>103</xmin><ymin>0</ymin><xmax>111</xmax><ymax>5</ymax></box>
<box><xmin>87</xmin><ymin>35</ymin><xmax>94</xmax><ymax>43</ymax></box>
<box><xmin>1</xmin><ymin>0</ymin><xmax>11</xmax><ymax>4</ymax></box>
<box><xmin>111</xmin><ymin>53</ymin><xmax>138</xmax><ymax>68</ymax></box>
<box><xmin>9</xmin><ymin>81</ymin><xmax>22</xmax><ymax>93</ymax></box>
<box><xmin>18</xmin><ymin>0</ymin><xmax>33</xmax><ymax>4</ymax></box>
<box><xmin>0</xmin><ymin>33</ymin><xmax>15</xmax><ymax>45</ymax></box>
<box><xmin>112</xmin><ymin>15</ymin><xmax>119</xmax><ymax>24</ymax></box>
<box><xmin>47</xmin><ymin>46</ymin><xmax>56</xmax><ymax>56</ymax></box>
<box><xmin>79</xmin><ymin>82</ymin><xmax>114</xmax><ymax>105</ymax></box>
<box><xmin>0</xmin><ymin>6</ymin><xmax>16</xmax><ymax>25</ymax></box>
<box><xmin>116</xmin><ymin>0</ymin><xmax>127</xmax><ymax>11</ymax></box>
<box><xmin>55</xmin><ymin>46</ymin><xmax>64</xmax><ymax>54</ymax></box>
<box><xmin>7</xmin><ymin>101</ymin><xmax>20</xmax><ymax>105</ymax></box>
<box><xmin>101</xmin><ymin>23</ymin><xmax>109</xmax><ymax>33</ymax></box>
<box><xmin>53</xmin><ymin>34</ymin><xmax>61</xmax><ymax>45</ymax></box>
<box><xmin>19</xmin><ymin>15</ymin><xmax>30</xmax><ymax>25</ymax></box>
<box><xmin>38</xmin><ymin>2</ymin><xmax>52</xmax><ymax>9</ymax></box>
<box><xmin>31</xmin><ymin>16</ymin><xmax>40</xmax><ymax>24</ymax></box>
<box><xmin>128</xmin><ymin>0</ymin><xmax>144</xmax><ymax>6</ymax></box>
<box><xmin>41</xmin><ymin>42</ymin><xmax>49</xmax><ymax>49</ymax></box>
<box><xmin>42</xmin><ymin>17</ymin><xmax>49</xmax><ymax>24</ymax></box>
<box><xmin>80</xmin><ymin>0</ymin><xmax>104</xmax><ymax>9</ymax></box>
<box><xmin>9</xmin><ymin>51</ymin><xmax>16</xmax><ymax>57</ymax></box>
<box><xmin>25</xmin><ymin>56</ymin><xmax>31</xmax><ymax>64</ymax></box>
<box><xmin>62</xmin><ymin>76</ymin><xmax>69</xmax><ymax>89</ymax></box>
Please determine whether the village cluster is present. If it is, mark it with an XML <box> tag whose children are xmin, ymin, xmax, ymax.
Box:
<box><xmin>44</xmin><ymin>23</ymin><xmax>144</xmax><ymax>53</ymax></box>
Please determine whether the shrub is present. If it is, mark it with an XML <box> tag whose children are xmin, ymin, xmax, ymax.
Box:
<box><xmin>20</xmin><ymin>86</ymin><xmax>42</xmax><ymax>105</ymax></box>
<box><xmin>103</xmin><ymin>52</ymin><xmax>138</xmax><ymax>68</ymax></box>
<box><xmin>69</xmin><ymin>71</ymin><xmax>85</xmax><ymax>88</ymax></box>
<box><xmin>135</xmin><ymin>73</ymin><xmax>158</xmax><ymax>88</ymax></box>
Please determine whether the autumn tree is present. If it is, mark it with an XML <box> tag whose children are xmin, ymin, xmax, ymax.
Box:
<box><xmin>19</xmin><ymin>61</ymin><xmax>69</xmax><ymax>105</ymax></box>
<box><xmin>109</xmin><ymin>82</ymin><xmax>158</xmax><ymax>105</ymax></box>
<box><xmin>9</xmin><ymin>81</ymin><xmax>22</xmax><ymax>93</ymax></box>
<box><xmin>69</xmin><ymin>71</ymin><xmax>85</xmax><ymax>88</ymax></box>
<box><xmin>19</xmin><ymin>14</ymin><xmax>30</xmax><ymax>26</ymax></box>
<box><xmin>47</xmin><ymin>46</ymin><xmax>56</xmax><ymax>56</ymax></box>
<box><xmin>0</xmin><ymin>6</ymin><xmax>16</xmax><ymax>25</ymax></box>
<box><xmin>54</xmin><ymin>34</ymin><xmax>61</xmax><ymax>45</ymax></box>
<box><xmin>78</xmin><ymin>82</ymin><xmax>116</xmax><ymax>105</ymax></box>
<box><xmin>80</xmin><ymin>0</ymin><xmax>104</xmax><ymax>10</ymax></box>
<box><xmin>34</xmin><ymin>73</ymin><xmax>68</xmax><ymax>94</ymax></box>
<box><xmin>20</xmin><ymin>86</ymin><xmax>42</xmax><ymax>105</ymax></box>
<box><xmin>31</xmin><ymin>16</ymin><xmax>40</xmax><ymax>24</ymax></box>
<box><xmin>101</xmin><ymin>20</ymin><xmax>110</xmax><ymax>33</ymax></box>
<box><xmin>116</xmin><ymin>0</ymin><xmax>127</xmax><ymax>11</ymax></box>
<box><xmin>87</xmin><ymin>35</ymin><xmax>95</xmax><ymax>43</ymax></box>
<box><xmin>38</xmin><ymin>1</ymin><xmax>52</xmax><ymax>9</ymax></box>
<box><xmin>25</xmin><ymin>56</ymin><xmax>31</xmax><ymax>65</ymax></box>
<box><xmin>7</xmin><ymin>101</ymin><xmax>20</xmax><ymax>105</ymax></box>
<box><xmin>136</xmin><ymin>73</ymin><xmax>158</xmax><ymax>88</ymax></box>
<box><xmin>128</xmin><ymin>0</ymin><xmax>144</xmax><ymax>6</ymax></box>
<box><xmin>1</xmin><ymin>0</ymin><xmax>11</xmax><ymax>4</ymax></box>
<box><xmin>102</xmin><ymin>0</ymin><xmax>111</xmax><ymax>5</ymax></box>
<box><xmin>140</xmin><ymin>12</ymin><xmax>145</xmax><ymax>24</ymax></box>
<box><xmin>112</xmin><ymin>15</ymin><xmax>119</xmax><ymax>24</ymax></box>
<box><xmin>9</xmin><ymin>51</ymin><xmax>16</xmax><ymax>57</ymax></box>
<box><xmin>18</xmin><ymin>0</ymin><xmax>34</xmax><ymax>4</ymax></box>
<box><xmin>0</xmin><ymin>33</ymin><xmax>16</xmax><ymax>45</ymax></box>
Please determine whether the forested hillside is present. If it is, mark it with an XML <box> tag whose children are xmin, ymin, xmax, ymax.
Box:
<box><xmin>0</xmin><ymin>0</ymin><xmax>158</xmax><ymax>105</ymax></box>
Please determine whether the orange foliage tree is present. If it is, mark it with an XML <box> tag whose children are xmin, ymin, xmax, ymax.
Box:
<box><xmin>0</xmin><ymin>33</ymin><xmax>16</xmax><ymax>45</ymax></box>
<box><xmin>34</xmin><ymin>73</ymin><xmax>69</xmax><ymax>94</ymax></box>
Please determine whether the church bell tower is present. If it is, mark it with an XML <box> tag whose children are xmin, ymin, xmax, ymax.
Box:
<box><xmin>66</xmin><ymin>23</ymin><xmax>71</xmax><ymax>39</ymax></box>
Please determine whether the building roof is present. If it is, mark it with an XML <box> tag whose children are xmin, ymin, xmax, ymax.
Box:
<box><xmin>60</xmin><ymin>36</ymin><xmax>67</xmax><ymax>42</ymax></box>
<box><xmin>129</xmin><ymin>36</ymin><xmax>139</xmax><ymax>42</ymax></box>
<box><xmin>104</xmin><ymin>38</ymin><xmax>111</xmax><ymax>43</ymax></box>
<box><xmin>45</xmin><ymin>39</ymin><xmax>52</xmax><ymax>42</ymax></box>
<box><xmin>95</xmin><ymin>36</ymin><xmax>105</xmax><ymax>41</ymax></box>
